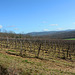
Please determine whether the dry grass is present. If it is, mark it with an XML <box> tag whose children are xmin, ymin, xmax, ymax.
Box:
<box><xmin>0</xmin><ymin>49</ymin><xmax>75</xmax><ymax>75</ymax></box>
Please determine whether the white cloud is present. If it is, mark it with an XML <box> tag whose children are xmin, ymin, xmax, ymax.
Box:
<box><xmin>14</xmin><ymin>28</ymin><xmax>18</xmax><ymax>30</ymax></box>
<box><xmin>7</xmin><ymin>25</ymin><xmax>15</xmax><ymax>27</ymax></box>
<box><xmin>73</xmin><ymin>22</ymin><xmax>75</xmax><ymax>25</ymax></box>
<box><xmin>0</xmin><ymin>25</ymin><xmax>2</xmax><ymax>29</ymax></box>
<box><xmin>50</xmin><ymin>24</ymin><xmax>58</xmax><ymax>26</ymax></box>
<box><xmin>57</xmin><ymin>28</ymin><xmax>63</xmax><ymax>30</ymax></box>
<box><xmin>43</xmin><ymin>29</ymin><xmax>49</xmax><ymax>31</ymax></box>
<box><xmin>42</xmin><ymin>21</ymin><xmax>47</xmax><ymax>23</ymax></box>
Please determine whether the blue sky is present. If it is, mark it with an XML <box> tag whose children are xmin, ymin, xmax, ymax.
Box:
<box><xmin>0</xmin><ymin>0</ymin><xmax>75</xmax><ymax>33</ymax></box>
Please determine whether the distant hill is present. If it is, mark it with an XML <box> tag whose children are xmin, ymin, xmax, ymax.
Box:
<box><xmin>0</xmin><ymin>29</ymin><xmax>75</xmax><ymax>39</ymax></box>
<box><xmin>26</xmin><ymin>30</ymin><xmax>75</xmax><ymax>39</ymax></box>
<box><xmin>27</xmin><ymin>31</ymin><xmax>58</xmax><ymax>36</ymax></box>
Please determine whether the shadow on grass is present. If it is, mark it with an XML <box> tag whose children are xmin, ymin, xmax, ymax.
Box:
<box><xmin>6</xmin><ymin>51</ymin><xmax>49</xmax><ymax>61</ymax></box>
<box><xmin>6</xmin><ymin>51</ymin><xmax>74</xmax><ymax>62</ymax></box>
<box><xmin>0</xmin><ymin>65</ymin><xmax>9</xmax><ymax>75</ymax></box>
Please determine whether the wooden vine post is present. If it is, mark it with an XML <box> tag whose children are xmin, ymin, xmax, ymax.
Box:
<box><xmin>20</xmin><ymin>40</ymin><xmax>22</xmax><ymax>56</ymax></box>
<box><xmin>37</xmin><ymin>43</ymin><xmax>41</xmax><ymax>58</ymax></box>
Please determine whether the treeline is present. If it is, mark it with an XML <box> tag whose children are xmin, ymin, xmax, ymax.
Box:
<box><xmin>0</xmin><ymin>32</ymin><xmax>31</xmax><ymax>38</ymax></box>
<box><xmin>0</xmin><ymin>30</ymin><xmax>75</xmax><ymax>39</ymax></box>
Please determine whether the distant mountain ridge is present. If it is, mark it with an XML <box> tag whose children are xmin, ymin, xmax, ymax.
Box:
<box><xmin>27</xmin><ymin>31</ymin><xmax>58</xmax><ymax>36</ymax></box>
<box><xmin>26</xmin><ymin>29</ymin><xmax>75</xmax><ymax>36</ymax></box>
<box><xmin>26</xmin><ymin>29</ymin><xmax>75</xmax><ymax>39</ymax></box>
<box><xmin>0</xmin><ymin>29</ymin><xmax>75</xmax><ymax>39</ymax></box>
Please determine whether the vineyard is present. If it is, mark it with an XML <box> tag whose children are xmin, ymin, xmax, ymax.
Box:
<box><xmin>0</xmin><ymin>37</ymin><xmax>75</xmax><ymax>60</ymax></box>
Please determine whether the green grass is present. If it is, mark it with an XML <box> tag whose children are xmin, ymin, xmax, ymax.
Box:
<box><xmin>8</xmin><ymin>49</ymin><xmax>16</xmax><ymax>52</ymax></box>
<box><xmin>65</xmin><ymin>38</ymin><xmax>75</xmax><ymax>40</ymax></box>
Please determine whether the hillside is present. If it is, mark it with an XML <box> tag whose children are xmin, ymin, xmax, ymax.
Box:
<box><xmin>0</xmin><ymin>49</ymin><xmax>75</xmax><ymax>75</ymax></box>
<box><xmin>27</xmin><ymin>30</ymin><xmax>75</xmax><ymax>39</ymax></box>
<box><xmin>0</xmin><ymin>32</ymin><xmax>75</xmax><ymax>75</ymax></box>
<box><xmin>0</xmin><ymin>29</ymin><xmax>75</xmax><ymax>39</ymax></box>
<box><xmin>27</xmin><ymin>31</ymin><xmax>58</xmax><ymax>36</ymax></box>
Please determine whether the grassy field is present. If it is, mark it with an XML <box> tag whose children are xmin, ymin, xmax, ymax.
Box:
<box><xmin>0</xmin><ymin>49</ymin><xmax>75</xmax><ymax>75</ymax></box>
<box><xmin>65</xmin><ymin>38</ymin><xmax>75</xmax><ymax>40</ymax></box>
